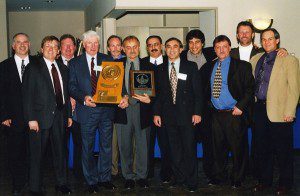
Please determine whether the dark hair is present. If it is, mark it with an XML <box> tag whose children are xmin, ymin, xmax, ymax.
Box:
<box><xmin>186</xmin><ymin>29</ymin><xmax>205</xmax><ymax>46</ymax></box>
<box><xmin>213</xmin><ymin>35</ymin><xmax>231</xmax><ymax>47</ymax></box>
<box><xmin>123</xmin><ymin>35</ymin><xmax>140</xmax><ymax>46</ymax></box>
<box><xmin>261</xmin><ymin>28</ymin><xmax>280</xmax><ymax>40</ymax></box>
<box><xmin>236</xmin><ymin>21</ymin><xmax>255</xmax><ymax>44</ymax></box>
<box><xmin>236</xmin><ymin>21</ymin><xmax>254</xmax><ymax>34</ymax></box>
<box><xmin>60</xmin><ymin>34</ymin><xmax>76</xmax><ymax>45</ymax></box>
<box><xmin>165</xmin><ymin>37</ymin><xmax>183</xmax><ymax>48</ymax></box>
<box><xmin>13</xmin><ymin>32</ymin><xmax>29</xmax><ymax>41</ymax></box>
<box><xmin>107</xmin><ymin>35</ymin><xmax>122</xmax><ymax>47</ymax></box>
<box><xmin>41</xmin><ymin>35</ymin><xmax>60</xmax><ymax>48</ymax></box>
<box><xmin>260</xmin><ymin>28</ymin><xmax>280</xmax><ymax>48</ymax></box>
<box><xmin>146</xmin><ymin>35</ymin><xmax>162</xmax><ymax>44</ymax></box>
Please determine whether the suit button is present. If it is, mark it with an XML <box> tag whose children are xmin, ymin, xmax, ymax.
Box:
<box><xmin>52</xmin><ymin>111</ymin><xmax>55</xmax><ymax>114</ymax></box>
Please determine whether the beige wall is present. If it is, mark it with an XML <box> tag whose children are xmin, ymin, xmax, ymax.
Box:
<box><xmin>8</xmin><ymin>11</ymin><xmax>85</xmax><ymax>55</ymax></box>
<box><xmin>0</xmin><ymin>0</ymin><xmax>8</xmax><ymax>61</ymax></box>
<box><xmin>93</xmin><ymin>0</ymin><xmax>299</xmax><ymax>58</ymax></box>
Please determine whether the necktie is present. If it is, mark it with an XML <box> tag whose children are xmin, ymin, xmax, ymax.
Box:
<box><xmin>255</xmin><ymin>55</ymin><xmax>268</xmax><ymax>95</ymax></box>
<box><xmin>51</xmin><ymin>63</ymin><xmax>64</xmax><ymax>109</ymax></box>
<box><xmin>130</xmin><ymin>61</ymin><xmax>135</xmax><ymax>71</ymax></box>
<box><xmin>65</xmin><ymin>59</ymin><xmax>69</xmax><ymax>67</ymax></box>
<box><xmin>170</xmin><ymin>62</ymin><xmax>178</xmax><ymax>104</ymax></box>
<box><xmin>21</xmin><ymin>59</ymin><xmax>25</xmax><ymax>77</ymax></box>
<box><xmin>212</xmin><ymin>61</ymin><xmax>222</xmax><ymax>98</ymax></box>
<box><xmin>129</xmin><ymin>61</ymin><xmax>138</xmax><ymax>105</ymax></box>
<box><xmin>154</xmin><ymin>60</ymin><xmax>157</xmax><ymax>66</ymax></box>
<box><xmin>90</xmin><ymin>57</ymin><xmax>97</xmax><ymax>95</ymax></box>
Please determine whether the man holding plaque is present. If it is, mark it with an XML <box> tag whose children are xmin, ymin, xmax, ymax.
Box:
<box><xmin>69</xmin><ymin>30</ymin><xmax>128</xmax><ymax>193</ymax></box>
<box><xmin>153</xmin><ymin>37</ymin><xmax>202</xmax><ymax>192</ymax></box>
<box><xmin>115</xmin><ymin>35</ymin><xmax>152</xmax><ymax>189</ymax></box>
<box><xmin>140</xmin><ymin>35</ymin><xmax>172</xmax><ymax>182</ymax></box>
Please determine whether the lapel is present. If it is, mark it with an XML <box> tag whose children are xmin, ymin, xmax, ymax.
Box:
<box><xmin>250</xmin><ymin>46</ymin><xmax>258</xmax><ymax>58</ymax></box>
<box><xmin>40</xmin><ymin>58</ymin><xmax>56</xmax><ymax>97</ymax></box>
<box><xmin>56</xmin><ymin>61</ymin><xmax>68</xmax><ymax>99</ymax></box>
<box><xmin>227</xmin><ymin>57</ymin><xmax>237</xmax><ymax>87</ymax></box>
<box><xmin>268</xmin><ymin>56</ymin><xmax>282</xmax><ymax>90</ymax></box>
<box><xmin>10</xmin><ymin>57</ymin><xmax>22</xmax><ymax>85</ymax></box>
<box><xmin>81</xmin><ymin>53</ymin><xmax>92</xmax><ymax>83</ymax></box>
<box><xmin>177</xmin><ymin>58</ymin><xmax>187</xmax><ymax>93</ymax></box>
<box><xmin>236</xmin><ymin>47</ymin><xmax>241</xmax><ymax>60</ymax></box>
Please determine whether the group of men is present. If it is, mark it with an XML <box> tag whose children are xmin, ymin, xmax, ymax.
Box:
<box><xmin>0</xmin><ymin>20</ymin><xmax>299</xmax><ymax>196</ymax></box>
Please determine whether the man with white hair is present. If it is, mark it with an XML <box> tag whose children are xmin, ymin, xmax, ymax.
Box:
<box><xmin>69</xmin><ymin>30</ymin><xmax>129</xmax><ymax>193</ymax></box>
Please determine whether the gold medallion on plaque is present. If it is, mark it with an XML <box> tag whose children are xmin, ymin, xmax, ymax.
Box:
<box><xmin>92</xmin><ymin>61</ymin><xmax>124</xmax><ymax>104</ymax></box>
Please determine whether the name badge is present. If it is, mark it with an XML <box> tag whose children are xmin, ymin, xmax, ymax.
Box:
<box><xmin>178</xmin><ymin>73</ymin><xmax>187</xmax><ymax>80</ymax></box>
<box><xmin>93</xmin><ymin>65</ymin><xmax>102</xmax><ymax>72</ymax></box>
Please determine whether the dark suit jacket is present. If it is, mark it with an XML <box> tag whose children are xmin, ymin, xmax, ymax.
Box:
<box><xmin>69</xmin><ymin>52</ymin><xmax>115</xmax><ymax>124</ymax></box>
<box><xmin>201</xmin><ymin>57</ymin><xmax>255</xmax><ymax>123</ymax></box>
<box><xmin>114</xmin><ymin>57</ymin><xmax>154</xmax><ymax>129</ymax></box>
<box><xmin>230</xmin><ymin>46</ymin><xmax>263</xmax><ymax>60</ymax></box>
<box><xmin>0</xmin><ymin>55</ymin><xmax>38</xmax><ymax>131</ymax></box>
<box><xmin>153</xmin><ymin>58</ymin><xmax>203</xmax><ymax>126</ymax></box>
<box><xmin>181</xmin><ymin>47</ymin><xmax>217</xmax><ymax>63</ymax></box>
<box><xmin>22</xmin><ymin>57</ymin><xmax>71</xmax><ymax>129</ymax></box>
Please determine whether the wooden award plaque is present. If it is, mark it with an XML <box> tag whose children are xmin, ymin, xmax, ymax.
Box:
<box><xmin>130</xmin><ymin>70</ymin><xmax>155</xmax><ymax>97</ymax></box>
<box><xmin>92</xmin><ymin>61</ymin><xmax>124</xmax><ymax>104</ymax></box>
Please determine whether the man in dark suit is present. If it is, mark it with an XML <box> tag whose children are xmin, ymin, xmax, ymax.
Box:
<box><xmin>201</xmin><ymin>35</ymin><xmax>255</xmax><ymax>188</ymax></box>
<box><xmin>140</xmin><ymin>35</ymin><xmax>172</xmax><ymax>182</ymax></box>
<box><xmin>114</xmin><ymin>36</ymin><xmax>153</xmax><ymax>189</ymax></box>
<box><xmin>57</xmin><ymin>34</ymin><xmax>83</xmax><ymax>180</ymax></box>
<box><xmin>0</xmin><ymin>33</ymin><xmax>36</xmax><ymax>195</ymax></box>
<box><xmin>69</xmin><ymin>30</ymin><xmax>128</xmax><ymax>193</ymax></box>
<box><xmin>180</xmin><ymin>29</ymin><xmax>216</xmax><ymax>184</ymax></box>
<box><xmin>22</xmin><ymin>35</ymin><xmax>72</xmax><ymax>195</ymax></box>
<box><xmin>153</xmin><ymin>37</ymin><xmax>202</xmax><ymax>192</ymax></box>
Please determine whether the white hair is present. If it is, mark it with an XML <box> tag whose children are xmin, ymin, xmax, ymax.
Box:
<box><xmin>82</xmin><ymin>30</ymin><xmax>100</xmax><ymax>42</ymax></box>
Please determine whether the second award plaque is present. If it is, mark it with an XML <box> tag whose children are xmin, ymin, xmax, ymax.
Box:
<box><xmin>92</xmin><ymin>61</ymin><xmax>124</xmax><ymax>104</ymax></box>
<box><xmin>130</xmin><ymin>70</ymin><xmax>155</xmax><ymax>97</ymax></box>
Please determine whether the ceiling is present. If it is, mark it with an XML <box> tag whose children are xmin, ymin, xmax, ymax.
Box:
<box><xmin>7</xmin><ymin>0</ymin><xmax>94</xmax><ymax>12</ymax></box>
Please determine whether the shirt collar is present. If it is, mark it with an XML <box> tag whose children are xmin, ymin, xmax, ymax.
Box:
<box><xmin>14</xmin><ymin>54</ymin><xmax>29</xmax><ymax>64</ymax></box>
<box><xmin>238</xmin><ymin>44</ymin><xmax>253</xmax><ymax>50</ymax></box>
<box><xmin>86</xmin><ymin>52</ymin><xmax>97</xmax><ymax>62</ymax></box>
<box><xmin>61</xmin><ymin>55</ymin><xmax>74</xmax><ymax>65</ymax></box>
<box><xmin>43</xmin><ymin>57</ymin><xmax>57</xmax><ymax>69</ymax></box>
<box><xmin>266</xmin><ymin>50</ymin><xmax>277</xmax><ymax>59</ymax></box>
<box><xmin>218</xmin><ymin>56</ymin><xmax>231</xmax><ymax>64</ymax></box>
<box><xmin>150</xmin><ymin>55</ymin><xmax>163</xmax><ymax>65</ymax></box>
<box><xmin>169</xmin><ymin>57</ymin><xmax>180</xmax><ymax>66</ymax></box>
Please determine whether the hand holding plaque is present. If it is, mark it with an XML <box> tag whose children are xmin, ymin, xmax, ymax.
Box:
<box><xmin>130</xmin><ymin>70</ymin><xmax>155</xmax><ymax>97</ymax></box>
<box><xmin>92</xmin><ymin>61</ymin><xmax>124</xmax><ymax>104</ymax></box>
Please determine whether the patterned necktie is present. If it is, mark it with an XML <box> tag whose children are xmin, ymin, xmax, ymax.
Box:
<box><xmin>255</xmin><ymin>55</ymin><xmax>268</xmax><ymax>95</ymax></box>
<box><xmin>212</xmin><ymin>61</ymin><xmax>222</xmax><ymax>98</ymax></box>
<box><xmin>90</xmin><ymin>57</ymin><xmax>97</xmax><ymax>96</ymax></box>
<box><xmin>51</xmin><ymin>63</ymin><xmax>64</xmax><ymax>109</ymax></box>
<box><xmin>21</xmin><ymin>59</ymin><xmax>25</xmax><ymax>77</ymax></box>
<box><xmin>170</xmin><ymin>62</ymin><xmax>178</xmax><ymax>104</ymax></box>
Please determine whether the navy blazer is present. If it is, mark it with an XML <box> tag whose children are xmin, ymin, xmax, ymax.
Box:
<box><xmin>68</xmin><ymin>52</ymin><xmax>115</xmax><ymax>124</ymax></box>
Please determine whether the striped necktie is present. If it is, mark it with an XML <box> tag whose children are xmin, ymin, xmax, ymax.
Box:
<box><xmin>90</xmin><ymin>57</ymin><xmax>97</xmax><ymax>95</ymax></box>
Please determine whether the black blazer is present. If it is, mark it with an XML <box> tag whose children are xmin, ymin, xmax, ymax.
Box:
<box><xmin>153</xmin><ymin>58</ymin><xmax>203</xmax><ymax>126</ymax></box>
<box><xmin>114</xmin><ymin>57</ymin><xmax>154</xmax><ymax>129</ymax></box>
<box><xmin>230</xmin><ymin>46</ymin><xmax>263</xmax><ymax>60</ymax></box>
<box><xmin>181</xmin><ymin>47</ymin><xmax>217</xmax><ymax>63</ymax></box>
<box><xmin>22</xmin><ymin>57</ymin><xmax>71</xmax><ymax>129</ymax></box>
<box><xmin>0</xmin><ymin>56</ymin><xmax>38</xmax><ymax>131</ymax></box>
<box><xmin>200</xmin><ymin>57</ymin><xmax>255</xmax><ymax>123</ymax></box>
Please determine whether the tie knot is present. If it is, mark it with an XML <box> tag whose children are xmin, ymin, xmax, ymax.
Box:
<box><xmin>171</xmin><ymin>62</ymin><xmax>175</xmax><ymax>66</ymax></box>
<box><xmin>51</xmin><ymin>63</ymin><xmax>55</xmax><ymax>67</ymax></box>
<box><xmin>22</xmin><ymin>59</ymin><xmax>25</xmax><ymax>64</ymax></box>
<box><xmin>91</xmin><ymin>57</ymin><xmax>95</xmax><ymax>62</ymax></box>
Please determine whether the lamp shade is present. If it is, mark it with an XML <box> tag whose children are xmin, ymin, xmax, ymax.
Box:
<box><xmin>248</xmin><ymin>18</ymin><xmax>273</xmax><ymax>31</ymax></box>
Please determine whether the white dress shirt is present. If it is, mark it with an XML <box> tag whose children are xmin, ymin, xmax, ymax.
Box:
<box><xmin>168</xmin><ymin>58</ymin><xmax>180</xmax><ymax>79</ymax></box>
<box><xmin>150</xmin><ymin>55</ymin><xmax>163</xmax><ymax>65</ymax></box>
<box><xmin>86</xmin><ymin>53</ymin><xmax>98</xmax><ymax>75</ymax></box>
<box><xmin>14</xmin><ymin>54</ymin><xmax>29</xmax><ymax>82</ymax></box>
<box><xmin>43</xmin><ymin>57</ymin><xmax>65</xmax><ymax>103</ymax></box>
<box><xmin>238</xmin><ymin>44</ymin><xmax>253</xmax><ymax>62</ymax></box>
<box><xmin>61</xmin><ymin>55</ymin><xmax>74</xmax><ymax>66</ymax></box>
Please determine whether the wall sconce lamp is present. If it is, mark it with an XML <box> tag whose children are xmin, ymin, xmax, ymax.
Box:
<box><xmin>248</xmin><ymin>18</ymin><xmax>273</xmax><ymax>32</ymax></box>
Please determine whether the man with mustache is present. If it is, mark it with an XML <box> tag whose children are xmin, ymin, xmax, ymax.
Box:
<box><xmin>114</xmin><ymin>35</ymin><xmax>152</xmax><ymax>189</ymax></box>
<box><xmin>140</xmin><ymin>35</ymin><xmax>172</xmax><ymax>182</ymax></box>
<box><xmin>0</xmin><ymin>33</ymin><xmax>38</xmax><ymax>195</ymax></box>
<box><xmin>201</xmin><ymin>35</ymin><xmax>254</xmax><ymax>189</ymax></box>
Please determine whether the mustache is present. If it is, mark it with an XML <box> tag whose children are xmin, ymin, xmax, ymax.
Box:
<box><xmin>151</xmin><ymin>49</ymin><xmax>158</xmax><ymax>52</ymax></box>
